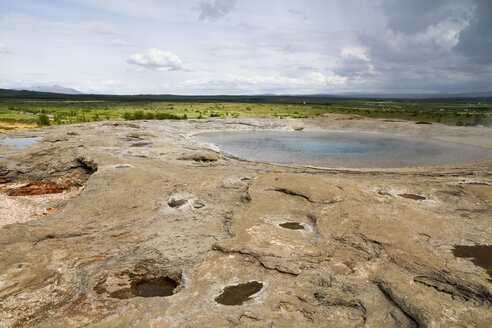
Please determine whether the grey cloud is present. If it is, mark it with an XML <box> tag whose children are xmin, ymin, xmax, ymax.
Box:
<box><xmin>334</xmin><ymin>57</ymin><xmax>373</xmax><ymax>78</ymax></box>
<box><xmin>197</xmin><ymin>0</ymin><xmax>237</xmax><ymax>22</ymax></box>
<box><xmin>332</xmin><ymin>0</ymin><xmax>491</xmax><ymax>93</ymax></box>
<box><xmin>358</xmin><ymin>30</ymin><xmax>446</xmax><ymax>65</ymax></box>
<box><xmin>380</xmin><ymin>0</ymin><xmax>450</xmax><ymax>35</ymax></box>
<box><xmin>455</xmin><ymin>0</ymin><xmax>492</xmax><ymax>64</ymax></box>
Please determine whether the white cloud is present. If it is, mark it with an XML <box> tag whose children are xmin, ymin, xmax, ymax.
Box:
<box><xmin>341</xmin><ymin>47</ymin><xmax>370</xmax><ymax>61</ymax></box>
<box><xmin>310</xmin><ymin>72</ymin><xmax>348</xmax><ymax>86</ymax></box>
<box><xmin>110</xmin><ymin>39</ymin><xmax>130</xmax><ymax>46</ymax></box>
<box><xmin>0</xmin><ymin>42</ymin><xmax>7</xmax><ymax>53</ymax></box>
<box><xmin>127</xmin><ymin>49</ymin><xmax>186</xmax><ymax>71</ymax></box>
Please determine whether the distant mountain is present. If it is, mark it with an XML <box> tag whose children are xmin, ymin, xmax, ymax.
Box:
<box><xmin>13</xmin><ymin>85</ymin><xmax>84</xmax><ymax>95</ymax></box>
<box><xmin>331</xmin><ymin>91</ymin><xmax>492</xmax><ymax>99</ymax></box>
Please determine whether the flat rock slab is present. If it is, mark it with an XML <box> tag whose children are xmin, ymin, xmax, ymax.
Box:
<box><xmin>0</xmin><ymin>116</ymin><xmax>491</xmax><ymax>328</ymax></box>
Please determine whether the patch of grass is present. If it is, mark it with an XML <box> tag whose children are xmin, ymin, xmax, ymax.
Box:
<box><xmin>0</xmin><ymin>96</ymin><xmax>490</xmax><ymax>127</ymax></box>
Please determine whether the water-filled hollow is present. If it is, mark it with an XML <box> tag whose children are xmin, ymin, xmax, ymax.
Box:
<box><xmin>215</xmin><ymin>281</ymin><xmax>263</xmax><ymax>305</ymax></box>
<box><xmin>0</xmin><ymin>137</ymin><xmax>42</xmax><ymax>149</ymax></box>
<box><xmin>193</xmin><ymin>131</ymin><xmax>492</xmax><ymax>168</ymax></box>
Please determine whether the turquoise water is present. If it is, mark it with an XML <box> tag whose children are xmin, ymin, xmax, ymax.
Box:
<box><xmin>0</xmin><ymin>137</ymin><xmax>42</xmax><ymax>149</ymax></box>
<box><xmin>194</xmin><ymin>131</ymin><xmax>492</xmax><ymax>168</ymax></box>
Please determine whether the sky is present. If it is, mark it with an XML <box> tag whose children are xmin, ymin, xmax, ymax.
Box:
<box><xmin>0</xmin><ymin>0</ymin><xmax>491</xmax><ymax>95</ymax></box>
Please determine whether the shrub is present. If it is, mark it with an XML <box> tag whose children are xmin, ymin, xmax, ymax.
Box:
<box><xmin>37</xmin><ymin>114</ymin><xmax>51</xmax><ymax>126</ymax></box>
<box><xmin>133</xmin><ymin>111</ymin><xmax>145</xmax><ymax>120</ymax></box>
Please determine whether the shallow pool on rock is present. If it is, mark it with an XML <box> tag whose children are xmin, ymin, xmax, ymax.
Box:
<box><xmin>194</xmin><ymin>131</ymin><xmax>492</xmax><ymax>168</ymax></box>
<box><xmin>215</xmin><ymin>281</ymin><xmax>263</xmax><ymax>305</ymax></box>
<box><xmin>0</xmin><ymin>137</ymin><xmax>43</xmax><ymax>149</ymax></box>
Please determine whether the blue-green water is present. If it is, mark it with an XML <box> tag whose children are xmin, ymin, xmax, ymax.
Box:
<box><xmin>0</xmin><ymin>137</ymin><xmax>42</xmax><ymax>149</ymax></box>
<box><xmin>194</xmin><ymin>131</ymin><xmax>492</xmax><ymax>168</ymax></box>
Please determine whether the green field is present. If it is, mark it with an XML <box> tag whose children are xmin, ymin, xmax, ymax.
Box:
<box><xmin>0</xmin><ymin>89</ymin><xmax>491</xmax><ymax>128</ymax></box>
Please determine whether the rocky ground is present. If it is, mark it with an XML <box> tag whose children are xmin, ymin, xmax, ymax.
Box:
<box><xmin>0</xmin><ymin>115</ymin><xmax>491</xmax><ymax>328</ymax></box>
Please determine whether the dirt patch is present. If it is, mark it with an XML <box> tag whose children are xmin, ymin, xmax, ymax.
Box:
<box><xmin>0</xmin><ymin>122</ymin><xmax>37</xmax><ymax>132</ymax></box>
<box><xmin>215</xmin><ymin>281</ymin><xmax>263</xmax><ymax>305</ymax></box>
<box><xmin>0</xmin><ymin>186</ymin><xmax>84</xmax><ymax>227</ymax></box>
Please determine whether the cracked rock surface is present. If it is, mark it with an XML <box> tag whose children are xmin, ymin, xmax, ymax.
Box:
<box><xmin>0</xmin><ymin>115</ymin><xmax>492</xmax><ymax>327</ymax></box>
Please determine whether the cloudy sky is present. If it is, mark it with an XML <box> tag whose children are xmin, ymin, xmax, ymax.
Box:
<box><xmin>0</xmin><ymin>0</ymin><xmax>491</xmax><ymax>95</ymax></box>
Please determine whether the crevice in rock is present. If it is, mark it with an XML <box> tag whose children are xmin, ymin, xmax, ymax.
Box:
<box><xmin>377</xmin><ymin>283</ymin><xmax>419</xmax><ymax>327</ymax></box>
<box><xmin>413</xmin><ymin>275</ymin><xmax>492</xmax><ymax>306</ymax></box>
<box><xmin>212</xmin><ymin>244</ymin><xmax>299</xmax><ymax>276</ymax></box>
<box><xmin>240</xmin><ymin>191</ymin><xmax>251</xmax><ymax>203</ymax></box>
<box><xmin>76</xmin><ymin>156</ymin><xmax>98</xmax><ymax>175</ymax></box>
<box><xmin>273</xmin><ymin>188</ymin><xmax>313</xmax><ymax>202</ymax></box>
<box><xmin>398</xmin><ymin>193</ymin><xmax>426</xmax><ymax>201</ymax></box>
<box><xmin>33</xmin><ymin>232</ymin><xmax>90</xmax><ymax>247</ymax></box>
<box><xmin>313</xmin><ymin>292</ymin><xmax>367</xmax><ymax>324</ymax></box>
<box><xmin>221</xmin><ymin>210</ymin><xmax>234</xmax><ymax>237</ymax></box>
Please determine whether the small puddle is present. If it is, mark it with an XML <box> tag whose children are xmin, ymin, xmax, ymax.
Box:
<box><xmin>114</xmin><ymin>164</ymin><xmax>133</xmax><ymax>169</ymax></box>
<box><xmin>215</xmin><ymin>281</ymin><xmax>263</xmax><ymax>306</ymax></box>
<box><xmin>168</xmin><ymin>197</ymin><xmax>188</xmax><ymax>208</ymax></box>
<box><xmin>134</xmin><ymin>277</ymin><xmax>177</xmax><ymax>297</ymax></box>
<box><xmin>0</xmin><ymin>137</ymin><xmax>42</xmax><ymax>149</ymax></box>
<box><xmin>131</xmin><ymin>142</ymin><xmax>152</xmax><ymax>148</ymax></box>
<box><xmin>101</xmin><ymin>276</ymin><xmax>180</xmax><ymax>299</ymax></box>
<box><xmin>453</xmin><ymin>245</ymin><xmax>492</xmax><ymax>280</ymax></box>
<box><xmin>398</xmin><ymin>193</ymin><xmax>426</xmax><ymax>200</ymax></box>
<box><xmin>0</xmin><ymin>157</ymin><xmax>6</xmax><ymax>160</ymax></box>
<box><xmin>279</xmin><ymin>222</ymin><xmax>305</xmax><ymax>230</ymax></box>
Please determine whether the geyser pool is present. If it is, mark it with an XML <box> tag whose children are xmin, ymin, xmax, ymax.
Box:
<box><xmin>193</xmin><ymin>131</ymin><xmax>492</xmax><ymax>168</ymax></box>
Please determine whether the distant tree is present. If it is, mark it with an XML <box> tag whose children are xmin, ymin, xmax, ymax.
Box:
<box><xmin>37</xmin><ymin>114</ymin><xmax>51</xmax><ymax>126</ymax></box>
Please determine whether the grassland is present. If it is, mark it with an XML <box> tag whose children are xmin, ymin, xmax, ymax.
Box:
<box><xmin>0</xmin><ymin>89</ymin><xmax>491</xmax><ymax>129</ymax></box>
